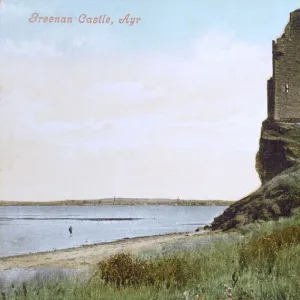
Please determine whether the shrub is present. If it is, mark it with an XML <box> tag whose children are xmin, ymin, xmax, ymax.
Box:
<box><xmin>96</xmin><ymin>253</ymin><xmax>150</xmax><ymax>287</ymax></box>
<box><xmin>147</xmin><ymin>256</ymin><xmax>188</xmax><ymax>288</ymax></box>
<box><xmin>94</xmin><ymin>252</ymin><xmax>188</xmax><ymax>289</ymax></box>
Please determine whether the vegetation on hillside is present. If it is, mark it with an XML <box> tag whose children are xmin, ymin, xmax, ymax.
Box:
<box><xmin>211</xmin><ymin>164</ymin><xmax>300</xmax><ymax>231</ymax></box>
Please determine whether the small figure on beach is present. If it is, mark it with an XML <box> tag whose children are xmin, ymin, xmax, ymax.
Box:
<box><xmin>69</xmin><ymin>226</ymin><xmax>73</xmax><ymax>234</ymax></box>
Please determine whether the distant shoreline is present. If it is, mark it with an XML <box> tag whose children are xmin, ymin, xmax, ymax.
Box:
<box><xmin>0</xmin><ymin>199</ymin><xmax>234</xmax><ymax>206</ymax></box>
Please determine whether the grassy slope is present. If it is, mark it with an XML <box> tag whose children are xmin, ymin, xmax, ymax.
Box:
<box><xmin>210</xmin><ymin>164</ymin><xmax>300</xmax><ymax>231</ymax></box>
<box><xmin>3</xmin><ymin>212</ymin><xmax>300</xmax><ymax>300</ymax></box>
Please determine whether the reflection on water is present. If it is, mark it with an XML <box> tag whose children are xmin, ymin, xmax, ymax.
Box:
<box><xmin>0</xmin><ymin>205</ymin><xmax>226</xmax><ymax>257</ymax></box>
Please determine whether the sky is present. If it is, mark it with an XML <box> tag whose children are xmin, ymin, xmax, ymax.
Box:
<box><xmin>0</xmin><ymin>0</ymin><xmax>299</xmax><ymax>201</ymax></box>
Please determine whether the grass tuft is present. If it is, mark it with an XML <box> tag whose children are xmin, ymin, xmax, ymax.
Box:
<box><xmin>239</xmin><ymin>225</ymin><xmax>300</xmax><ymax>273</ymax></box>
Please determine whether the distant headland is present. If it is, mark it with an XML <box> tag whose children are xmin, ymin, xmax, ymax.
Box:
<box><xmin>0</xmin><ymin>198</ymin><xmax>235</xmax><ymax>206</ymax></box>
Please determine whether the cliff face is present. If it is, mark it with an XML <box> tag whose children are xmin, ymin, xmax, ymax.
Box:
<box><xmin>256</xmin><ymin>120</ymin><xmax>300</xmax><ymax>183</ymax></box>
<box><xmin>210</xmin><ymin>120</ymin><xmax>300</xmax><ymax>231</ymax></box>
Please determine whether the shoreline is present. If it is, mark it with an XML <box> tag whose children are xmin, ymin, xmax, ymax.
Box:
<box><xmin>0</xmin><ymin>230</ymin><xmax>219</xmax><ymax>270</ymax></box>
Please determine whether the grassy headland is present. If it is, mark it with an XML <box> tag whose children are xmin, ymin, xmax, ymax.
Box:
<box><xmin>2</xmin><ymin>210</ymin><xmax>300</xmax><ymax>299</ymax></box>
<box><xmin>0</xmin><ymin>198</ymin><xmax>234</xmax><ymax>206</ymax></box>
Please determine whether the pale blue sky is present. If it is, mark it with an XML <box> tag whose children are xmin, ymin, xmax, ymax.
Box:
<box><xmin>2</xmin><ymin>0</ymin><xmax>299</xmax><ymax>49</ymax></box>
<box><xmin>0</xmin><ymin>1</ymin><xmax>299</xmax><ymax>201</ymax></box>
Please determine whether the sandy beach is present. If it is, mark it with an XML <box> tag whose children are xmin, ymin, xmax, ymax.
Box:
<box><xmin>0</xmin><ymin>230</ymin><xmax>218</xmax><ymax>270</ymax></box>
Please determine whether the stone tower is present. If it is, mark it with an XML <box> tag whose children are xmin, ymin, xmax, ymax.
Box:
<box><xmin>268</xmin><ymin>9</ymin><xmax>300</xmax><ymax>121</ymax></box>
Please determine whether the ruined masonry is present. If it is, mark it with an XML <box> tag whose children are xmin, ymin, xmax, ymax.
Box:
<box><xmin>268</xmin><ymin>9</ymin><xmax>300</xmax><ymax>121</ymax></box>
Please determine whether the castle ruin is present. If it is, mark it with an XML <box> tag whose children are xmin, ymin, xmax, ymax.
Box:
<box><xmin>210</xmin><ymin>9</ymin><xmax>300</xmax><ymax>232</ymax></box>
<box><xmin>268</xmin><ymin>9</ymin><xmax>300</xmax><ymax>121</ymax></box>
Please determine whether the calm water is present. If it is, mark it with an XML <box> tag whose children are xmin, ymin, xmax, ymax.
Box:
<box><xmin>0</xmin><ymin>205</ymin><xmax>226</xmax><ymax>257</ymax></box>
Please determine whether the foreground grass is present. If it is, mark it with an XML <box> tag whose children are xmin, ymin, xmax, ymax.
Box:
<box><xmin>2</xmin><ymin>212</ymin><xmax>300</xmax><ymax>300</ymax></box>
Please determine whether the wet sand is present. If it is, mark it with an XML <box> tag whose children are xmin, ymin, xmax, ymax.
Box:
<box><xmin>0</xmin><ymin>230</ymin><xmax>216</xmax><ymax>270</ymax></box>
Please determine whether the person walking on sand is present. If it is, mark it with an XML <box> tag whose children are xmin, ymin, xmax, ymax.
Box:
<box><xmin>69</xmin><ymin>226</ymin><xmax>73</xmax><ymax>234</ymax></box>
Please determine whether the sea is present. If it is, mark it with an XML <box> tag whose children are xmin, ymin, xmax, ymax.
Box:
<box><xmin>0</xmin><ymin>205</ymin><xmax>227</xmax><ymax>257</ymax></box>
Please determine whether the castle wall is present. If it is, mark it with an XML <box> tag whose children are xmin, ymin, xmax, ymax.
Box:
<box><xmin>267</xmin><ymin>77</ymin><xmax>275</xmax><ymax>119</ymax></box>
<box><xmin>273</xmin><ymin>10</ymin><xmax>300</xmax><ymax>121</ymax></box>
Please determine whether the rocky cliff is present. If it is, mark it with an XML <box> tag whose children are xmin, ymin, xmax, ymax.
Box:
<box><xmin>210</xmin><ymin>120</ymin><xmax>300</xmax><ymax>231</ymax></box>
<box><xmin>256</xmin><ymin>120</ymin><xmax>300</xmax><ymax>183</ymax></box>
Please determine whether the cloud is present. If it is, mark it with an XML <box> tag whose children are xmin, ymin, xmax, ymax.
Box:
<box><xmin>0</xmin><ymin>2</ymin><xmax>34</xmax><ymax>30</ymax></box>
<box><xmin>0</xmin><ymin>31</ymin><xmax>270</xmax><ymax>200</ymax></box>
<box><xmin>0</xmin><ymin>39</ymin><xmax>63</xmax><ymax>57</ymax></box>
